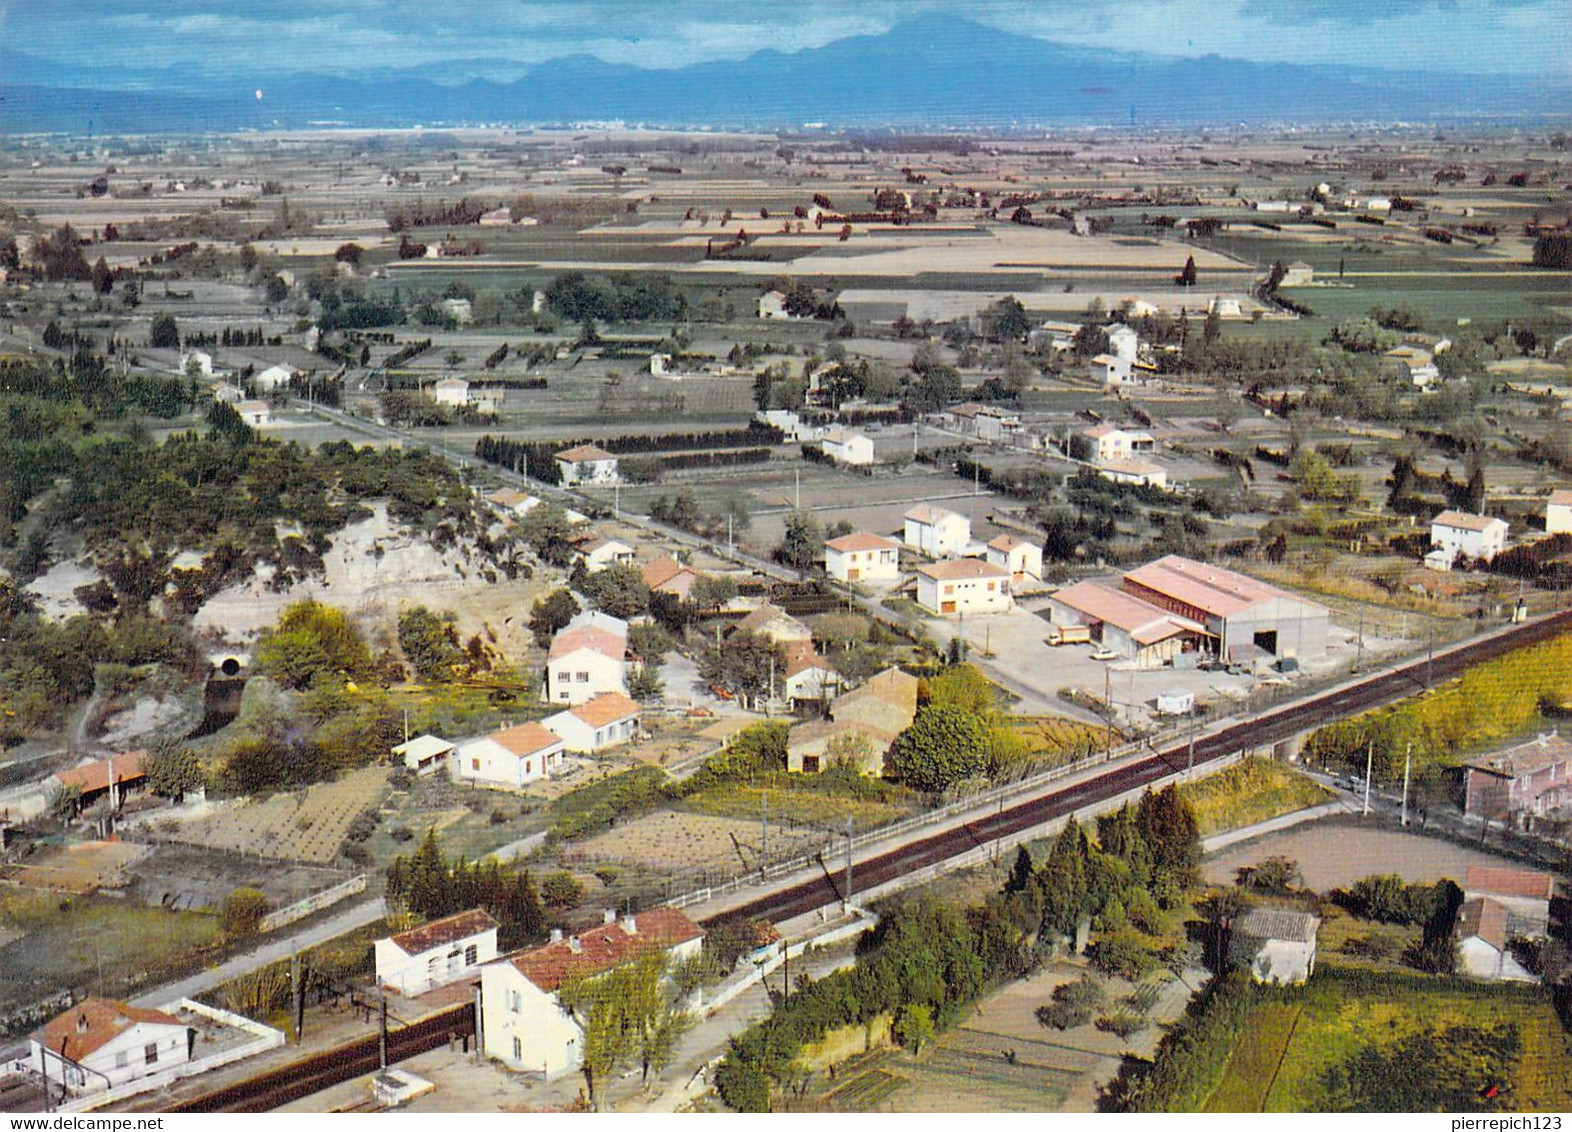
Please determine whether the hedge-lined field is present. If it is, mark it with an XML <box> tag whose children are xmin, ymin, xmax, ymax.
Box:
<box><xmin>1179</xmin><ymin>757</ymin><xmax>1334</xmax><ymax>838</ymax></box>
<box><xmin>1303</xmin><ymin>631</ymin><xmax>1572</xmax><ymax>779</ymax></box>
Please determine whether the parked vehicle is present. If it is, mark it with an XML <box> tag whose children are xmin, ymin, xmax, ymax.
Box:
<box><xmin>1090</xmin><ymin>647</ymin><xmax>1121</xmax><ymax>661</ymax></box>
<box><xmin>1045</xmin><ymin>625</ymin><xmax>1092</xmax><ymax>647</ymax></box>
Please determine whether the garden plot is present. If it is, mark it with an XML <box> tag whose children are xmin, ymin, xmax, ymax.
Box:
<box><xmin>563</xmin><ymin>809</ymin><xmax>826</xmax><ymax>873</ymax></box>
<box><xmin>0</xmin><ymin>840</ymin><xmax>149</xmax><ymax>896</ymax></box>
<box><xmin>122</xmin><ymin>844</ymin><xmax>352</xmax><ymax>913</ymax></box>
<box><xmin>163</xmin><ymin>765</ymin><xmax>390</xmax><ymax>865</ymax></box>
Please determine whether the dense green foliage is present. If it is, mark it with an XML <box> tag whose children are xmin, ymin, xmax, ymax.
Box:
<box><xmin>385</xmin><ymin>830</ymin><xmax>546</xmax><ymax>950</ymax></box>
<box><xmin>887</xmin><ymin>704</ymin><xmax>989</xmax><ymax>792</ymax></box>
<box><xmin>714</xmin><ymin>895</ymin><xmax>1031</xmax><ymax>1111</ymax></box>
<box><xmin>1323</xmin><ymin>1023</ymin><xmax>1523</xmax><ymax>1112</ymax></box>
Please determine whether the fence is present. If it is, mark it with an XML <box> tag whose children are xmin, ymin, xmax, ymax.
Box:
<box><xmin>259</xmin><ymin>874</ymin><xmax>368</xmax><ymax>933</ymax></box>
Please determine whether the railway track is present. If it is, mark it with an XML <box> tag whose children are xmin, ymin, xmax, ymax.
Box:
<box><xmin>708</xmin><ymin>610</ymin><xmax>1572</xmax><ymax>928</ymax></box>
<box><xmin>169</xmin><ymin>1003</ymin><xmax>474</xmax><ymax>1113</ymax></box>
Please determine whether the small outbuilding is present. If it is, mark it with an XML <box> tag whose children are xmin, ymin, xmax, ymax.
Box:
<box><xmin>1232</xmin><ymin>907</ymin><xmax>1319</xmax><ymax>984</ymax></box>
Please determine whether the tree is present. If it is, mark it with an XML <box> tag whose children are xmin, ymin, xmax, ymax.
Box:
<box><xmin>398</xmin><ymin>606</ymin><xmax>464</xmax><ymax>682</ymax></box>
<box><xmin>889</xmin><ymin>705</ymin><xmax>989</xmax><ymax>792</ymax></box>
<box><xmin>699</xmin><ymin>630</ymin><xmax>786</xmax><ymax>708</ymax></box>
<box><xmin>219</xmin><ymin>886</ymin><xmax>270</xmax><ymax>937</ymax></box>
<box><xmin>558</xmin><ymin>950</ymin><xmax>688</xmax><ymax>1107</ymax></box>
<box><xmin>529</xmin><ymin>588</ymin><xmax>580</xmax><ymax>646</ymax></box>
<box><xmin>892</xmin><ymin>1003</ymin><xmax>935</xmax><ymax>1053</ymax></box>
<box><xmin>91</xmin><ymin>256</ymin><xmax>113</xmax><ymax>295</ymax></box>
<box><xmin>238</xmin><ymin>243</ymin><xmax>259</xmax><ymax>272</ymax></box>
<box><xmin>1198</xmin><ymin>889</ymin><xmax>1250</xmax><ymax>971</ymax></box>
<box><xmin>1135</xmin><ymin>786</ymin><xmax>1201</xmax><ymax>889</ymax></box>
<box><xmin>581</xmin><ymin>562</ymin><xmax>650</xmax><ymax>620</ymax></box>
<box><xmin>980</xmin><ymin>296</ymin><xmax>1030</xmax><ymax>343</ymax></box>
<box><xmin>145</xmin><ymin>741</ymin><xmax>205</xmax><ymax>801</ymax></box>
<box><xmin>541</xmin><ymin>870</ymin><xmax>584</xmax><ymax>910</ymax></box>
<box><xmin>1235</xmin><ymin>855</ymin><xmax>1301</xmax><ymax>893</ymax></box>
<box><xmin>519</xmin><ymin>502</ymin><xmax>578</xmax><ymax>567</ymax></box>
<box><xmin>777</xmin><ymin>509</ymin><xmax>823</xmax><ymax>571</ymax></box>
<box><xmin>48</xmin><ymin>783</ymin><xmax>82</xmax><ymax>821</ymax></box>
<box><xmin>334</xmin><ymin>242</ymin><xmax>364</xmax><ymax>267</ymax></box>
<box><xmin>264</xmin><ymin>274</ymin><xmax>290</xmax><ymax>304</ymax></box>
<box><xmin>149</xmin><ymin>314</ymin><xmax>180</xmax><ymax>349</ymax></box>
<box><xmin>1175</xmin><ymin>256</ymin><xmax>1198</xmax><ymax>287</ymax></box>
<box><xmin>255</xmin><ymin>600</ymin><xmax>376</xmax><ymax>691</ymax></box>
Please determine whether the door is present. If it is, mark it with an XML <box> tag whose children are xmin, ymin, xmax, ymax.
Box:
<box><xmin>848</xmin><ymin>568</ymin><xmax>860</xmax><ymax>581</ymax></box>
<box><xmin>941</xmin><ymin>601</ymin><xmax>956</xmax><ymax>614</ymax></box>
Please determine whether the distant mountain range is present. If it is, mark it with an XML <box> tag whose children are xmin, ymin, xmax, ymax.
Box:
<box><xmin>2</xmin><ymin>20</ymin><xmax>1566</xmax><ymax>135</ymax></box>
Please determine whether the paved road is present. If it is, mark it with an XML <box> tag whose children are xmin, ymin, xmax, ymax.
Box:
<box><xmin>129</xmin><ymin>896</ymin><xmax>387</xmax><ymax>1008</ymax></box>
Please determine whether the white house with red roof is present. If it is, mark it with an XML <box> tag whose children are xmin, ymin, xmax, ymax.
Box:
<box><xmin>31</xmin><ymin>998</ymin><xmax>193</xmax><ymax>1095</ymax></box>
<box><xmin>985</xmin><ymin>534</ymin><xmax>1042</xmax><ymax>585</ymax></box>
<box><xmin>375</xmin><ymin>909</ymin><xmax>501</xmax><ymax>997</ymax></box>
<box><xmin>641</xmin><ymin>556</ymin><xmax>703</xmax><ymax>602</ymax></box>
<box><xmin>734</xmin><ymin>601</ymin><xmax>813</xmax><ymax>645</ymax></box>
<box><xmin>554</xmin><ymin>444</ymin><xmax>619</xmax><ymax>487</ymax></box>
<box><xmin>821</xmin><ymin>425</ymin><xmax>875</xmax><ymax>466</ymax></box>
<box><xmin>1547</xmin><ymin>489</ymin><xmax>1572</xmax><ymax>535</ymax></box>
<box><xmin>544</xmin><ymin>692</ymin><xmax>642</xmax><ymax>753</ymax></box>
<box><xmin>545</xmin><ymin>612</ymin><xmax>628</xmax><ymax>705</ymax></box>
<box><xmin>452</xmin><ymin>722</ymin><xmax>566</xmax><ymax>787</ymax></box>
<box><xmin>914</xmin><ymin>558</ymin><xmax>1012</xmax><ymax>616</ymax></box>
<box><xmin>903</xmin><ymin>504</ymin><xmax>971</xmax><ymax>559</ymax></box>
<box><xmin>479</xmin><ymin>907</ymin><xmax>704</xmax><ymax>1079</ymax></box>
<box><xmin>780</xmin><ymin>640</ymin><xmax>841</xmax><ymax>706</ymax></box>
<box><xmin>824</xmin><ymin>532</ymin><xmax>901</xmax><ymax>584</ymax></box>
<box><xmin>1429</xmin><ymin>509</ymin><xmax>1508</xmax><ymax>565</ymax></box>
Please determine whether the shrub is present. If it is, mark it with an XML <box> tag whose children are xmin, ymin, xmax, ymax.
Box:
<box><xmin>219</xmin><ymin>886</ymin><xmax>270</xmax><ymax>937</ymax></box>
<box><xmin>1036</xmin><ymin>1001</ymin><xmax>1093</xmax><ymax>1030</ymax></box>
<box><xmin>541</xmin><ymin>870</ymin><xmax>584</xmax><ymax>910</ymax></box>
<box><xmin>1097</xmin><ymin>1011</ymin><xmax>1146</xmax><ymax>1040</ymax></box>
<box><xmin>593</xmin><ymin>866</ymin><xmax>621</xmax><ymax>887</ymax></box>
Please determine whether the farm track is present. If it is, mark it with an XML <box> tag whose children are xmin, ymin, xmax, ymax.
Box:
<box><xmin>168</xmin><ymin>1003</ymin><xmax>474</xmax><ymax>1113</ymax></box>
<box><xmin>707</xmin><ymin>611</ymin><xmax>1572</xmax><ymax>928</ymax></box>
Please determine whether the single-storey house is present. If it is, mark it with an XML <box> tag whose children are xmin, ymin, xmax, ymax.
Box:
<box><xmin>1106</xmin><ymin>324</ymin><xmax>1140</xmax><ymax>361</ymax></box>
<box><xmin>825</xmin><ymin>532</ymin><xmax>901</xmax><ymax>584</ymax></box>
<box><xmin>236</xmin><ymin>400</ymin><xmax>273</xmax><ymax>427</ymax></box>
<box><xmin>452</xmin><ymin>723</ymin><xmax>566</xmax><ymax>788</ymax></box>
<box><xmin>1462</xmin><ymin>864</ymin><xmax>1554</xmax><ymax>938</ymax></box>
<box><xmin>1081</xmin><ymin>424</ymin><xmax>1156</xmax><ymax>465</ymax></box>
<box><xmin>641</xmin><ymin>556</ymin><xmax>704</xmax><ymax>603</ymax></box>
<box><xmin>179</xmin><ymin>350</ymin><xmax>214</xmax><ymax>377</ymax></box>
<box><xmin>1231</xmin><ymin>907</ymin><xmax>1319</xmax><ymax>985</ymax></box>
<box><xmin>544</xmin><ymin>692</ymin><xmax>641</xmax><ymax>754</ymax></box>
<box><xmin>392</xmin><ymin>734</ymin><xmax>455</xmax><ymax>776</ymax></box>
<box><xmin>1455</xmin><ymin>897</ymin><xmax>1537</xmax><ymax>982</ymax></box>
<box><xmin>32</xmin><ymin>998</ymin><xmax>193</xmax><ymax>1096</ymax></box>
<box><xmin>375</xmin><ymin>909</ymin><xmax>500</xmax><ymax>997</ymax></box>
<box><xmin>786</xmin><ymin>717</ymin><xmax>897</xmax><ymax>776</ymax></box>
<box><xmin>1091</xmin><ymin>353</ymin><xmax>1133</xmax><ymax>388</ymax></box>
<box><xmin>480</xmin><ymin>908</ymin><xmax>704</xmax><ymax>1079</ymax></box>
<box><xmin>48</xmin><ymin>751</ymin><xmax>148</xmax><ymax>811</ymax></box>
<box><xmin>757</xmin><ymin>290</ymin><xmax>789</xmax><ymax>319</ymax></box>
<box><xmin>822</xmin><ymin>426</ymin><xmax>876</xmax><ymax>466</ymax></box>
<box><xmin>1098</xmin><ymin>457</ymin><xmax>1168</xmax><ymax>489</ymax></box>
<box><xmin>574</xmin><ymin>536</ymin><xmax>635</xmax><ymax>574</ymax></box>
<box><xmin>252</xmin><ymin>363</ymin><xmax>295</xmax><ymax>392</ymax></box>
<box><xmin>734</xmin><ymin>602</ymin><xmax>813</xmax><ymax>645</ymax></box>
<box><xmin>915</xmin><ymin>559</ymin><xmax>1012</xmax><ymax>616</ymax></box>
<box><xmin>432</xmin><ymin>377</ymin><xmax>470</xmax><ymax>407</ymax></box>
<box><xmin>781</xmin><ymin>640</ymin><xmax>840</xmax><ymax>707</ymax></box>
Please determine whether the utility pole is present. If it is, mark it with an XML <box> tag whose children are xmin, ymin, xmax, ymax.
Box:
<box><xmin>727</xmin><ymin>511</ymin><xmax>733</xmax><ymax>554</ymax></box>
<box><xmin>291</xmin><ymin>951</ymin><xmax>304</xmax><ymax>1042</ymax></box>
<box><xmin>1104</xmin><ymin>666</ymin><xmax>1113</xmax><ymax>756</ymax></box>
<box><xmin>1400</xmin><ymin>742</ymin><xmax>1412</xmax><ymax>827</ymax></box>
<box><xmin>767</xmin><ymin>654</ymin><xmax>775</xmax><ymax>719</ymax></box>
<box><xmin>1187</xmin><ymin>731</ymin><xmax>1196</xmax><ymax>779</ymax></box>
<box><xmin>1354</xmin><ymin>610</ymin><xmax>1364</xmax><ymax>674</ymax></box>
<box><xmin>1363</xmin><ymin>741</ymin><xmax>1373</xmax><ymax>816</ymax></box>
<box><xmin>378</xmin><ymin>985</ymin><xmax>389</xmax><ymax>1070</ymax></box>
<box><xmin>794</xmin><ymin>466</ymin><xmax>800</xmax><ymax>510</ymax></box>
<box><xmin>1427</xmin><ymin>624</ymin><xmax>1435</xmax><ymax>689</ymax></box>
<box><xmin>761</xmin><ymin>792</ymin><xmax>769</xmax><ymax>870</ymax></box>
<box><xmin>843</xmin><ymin>816</ymin><xmax>853</xmax><ymax>913</ymax></box>
<box><xmin>613</xmin><ymin>481</ymin><xmax>620</xmax><ymax>519</ymax></box>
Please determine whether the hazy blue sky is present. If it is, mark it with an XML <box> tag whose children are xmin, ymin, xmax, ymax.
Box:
<box><xmin>3</xmin><ymin>0</ymin><xmax>1568</xmax><ymax>78</ymax></box>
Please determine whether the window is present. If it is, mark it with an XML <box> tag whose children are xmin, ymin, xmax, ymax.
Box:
<box><xmin>944</xmin><ymin>584</ymin><xmax>954</xmax><ymax>595</ymax></box>
<box><xmin>987</xmin><ymin>582</ymin><xmax>996</xmax><ymax>592</ymax></box>
<box><xmin>471</xmin><ymin>758</ymin><xmax>481</xmax><ymax>772</ymax></box>
<box><xmin>559</xmin><ymin>691</ymin><xmax>570</xmax><ymax>701</ymax></box>
<box><xmin>524</xmin><ymin>760</ymin><xmax>532</xmax><ymax>775</ymax></box>
<box><xmin>115</xmin><ymin>1051</ymin><xmax>129</xmax><ymax>1069</ymax></box>
<box><xmin>144</xmin><ymin>1042</ymin><xmax>159</xmax><ymax>1065</ymax></box>
<box><xmin>512</xmin><ymin>1037</ymin><xmax>522</xmax><ymax>1060</ymax></box>
<box><xmin>465</xmin><ymin>944</ymin><xmax>478</xmax><ymax>965</ymax></box>
<box><xmin>577</xmin><ymin>671</ymin><xmax>590</xmax><ymax>682</ymax></box>
<box><xmin>510</xmin><ymin>990</ymin><xmax>522</xmax><ymax>1013</ymax></box>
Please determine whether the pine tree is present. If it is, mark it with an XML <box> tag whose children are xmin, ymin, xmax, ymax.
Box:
<box><xmin>1036</xmin><ymin>818</ymin><xmax>1090</xmax><ymax>938</ymax></box>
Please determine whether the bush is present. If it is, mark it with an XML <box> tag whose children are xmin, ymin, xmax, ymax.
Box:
<box><xmin>218</xmin><ymin>886</ymin><xmax>270</xmax><ymax>937</ymax></box>
<box><xmin>1097</xmin><ymin>1011</ymin><xmax>1146</xmax><ymax>1040</ymax></box>
<box><xmin>1088</xmin><ymin>930</ymin><xmax>1163</xmax><ymax>981</ymax></box>
<box><xmin>541</xmin><ymin>870</ymin><xmax>584</xmax><ymax>910</ymax></box>
<box><xmin>1036</xmin><ymin>1001</ymin><xmax>1093</xmax><ymax>1030</ymax></box>
<box><xmin>593</xmin><ymin>866</ymin><xmax>621</xmax><ymax>887</ymax></box>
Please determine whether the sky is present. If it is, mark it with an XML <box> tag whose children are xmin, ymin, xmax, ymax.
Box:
<box><xmin>1</xmin><ymin>0</ymin><xmax>1568</xmax><ymax>80</ymax></box>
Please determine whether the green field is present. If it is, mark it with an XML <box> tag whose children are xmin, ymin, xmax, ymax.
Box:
<box><xmin>1205</xmin><ymin>968</ymin><xmax>1572</xmax><ymax>1112</ymax></box>
<box><xmin>1180</xmin><ymin>757</ymin><xmax>1334</xmax><ymax>838</ymax></box>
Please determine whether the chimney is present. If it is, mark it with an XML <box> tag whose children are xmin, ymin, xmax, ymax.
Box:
<box><xmin>621</xmin><ymin>914</ymin><xmax>637</xmax><ymax>935</ymax></box>
<box><xmin>76</xmin><ymin>1013</ymin><xmax>90</xmax><ymax>1034</ymax></box>
<box><xmin>602</xmin><ymin>909</ymin><xmax>617</xmax><ymax>926</ymax></box>
<box><xmin>550</xmin><ymin>928</ymin><xmax>563</xmax><ymax>944</ymax></box>
<box><xmin>568</xmin><ymin>935</ymin><xmax>582</xmax><ymax>954</ymax></box>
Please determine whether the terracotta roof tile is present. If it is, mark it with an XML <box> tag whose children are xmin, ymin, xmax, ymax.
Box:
<box><xmin>489</xmin><ymin>723</ymin><xmax>563</xmax><ymax>758</ymax></box>
<box><xmin>826</xmin><ymin>532</ymin><xmax>900</xmax><ymax>553</ymax></box>
<box><xmin>569</xmin><ymin>692</ymin><xmax>641</xmax><ymax>729</ymax></box>
<box><xmin>556</xmin><ymin>445</ymin><xmax>617</xmax><ymax>463</ymax></box>
<box><xmin>54</xmin><ymin>751</ymin><xmax>147</xmax><ymax>794</ymax></box>
<box><xmin>390</xmin><ymin>909</ymin><xmax>500</xmax><ymax>956</ymax></box>
<box><xmin>917</xmin><ymin>559</ymin><xmax>1009</xmax><ymax>582</ymax></box>
<box><xmin>36</xmin><ymin>998</ymin><xmax>185</xmax><ymax>1063</ymax></box>
<box><xmin>508</xmin><ymin>907</ymin><xmax>703</xmax><ymax>992</ymax></box>
<box><xmin>1464</xmin><ymin>865</ymin><xmax>1554</xmax><ymax>902</ymax></box>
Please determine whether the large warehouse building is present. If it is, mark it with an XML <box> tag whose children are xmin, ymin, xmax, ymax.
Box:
<box><xmin>1047</xmin><ymin>554</ymin><xmax>1330</xmax><ymax>667</ymax></box>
